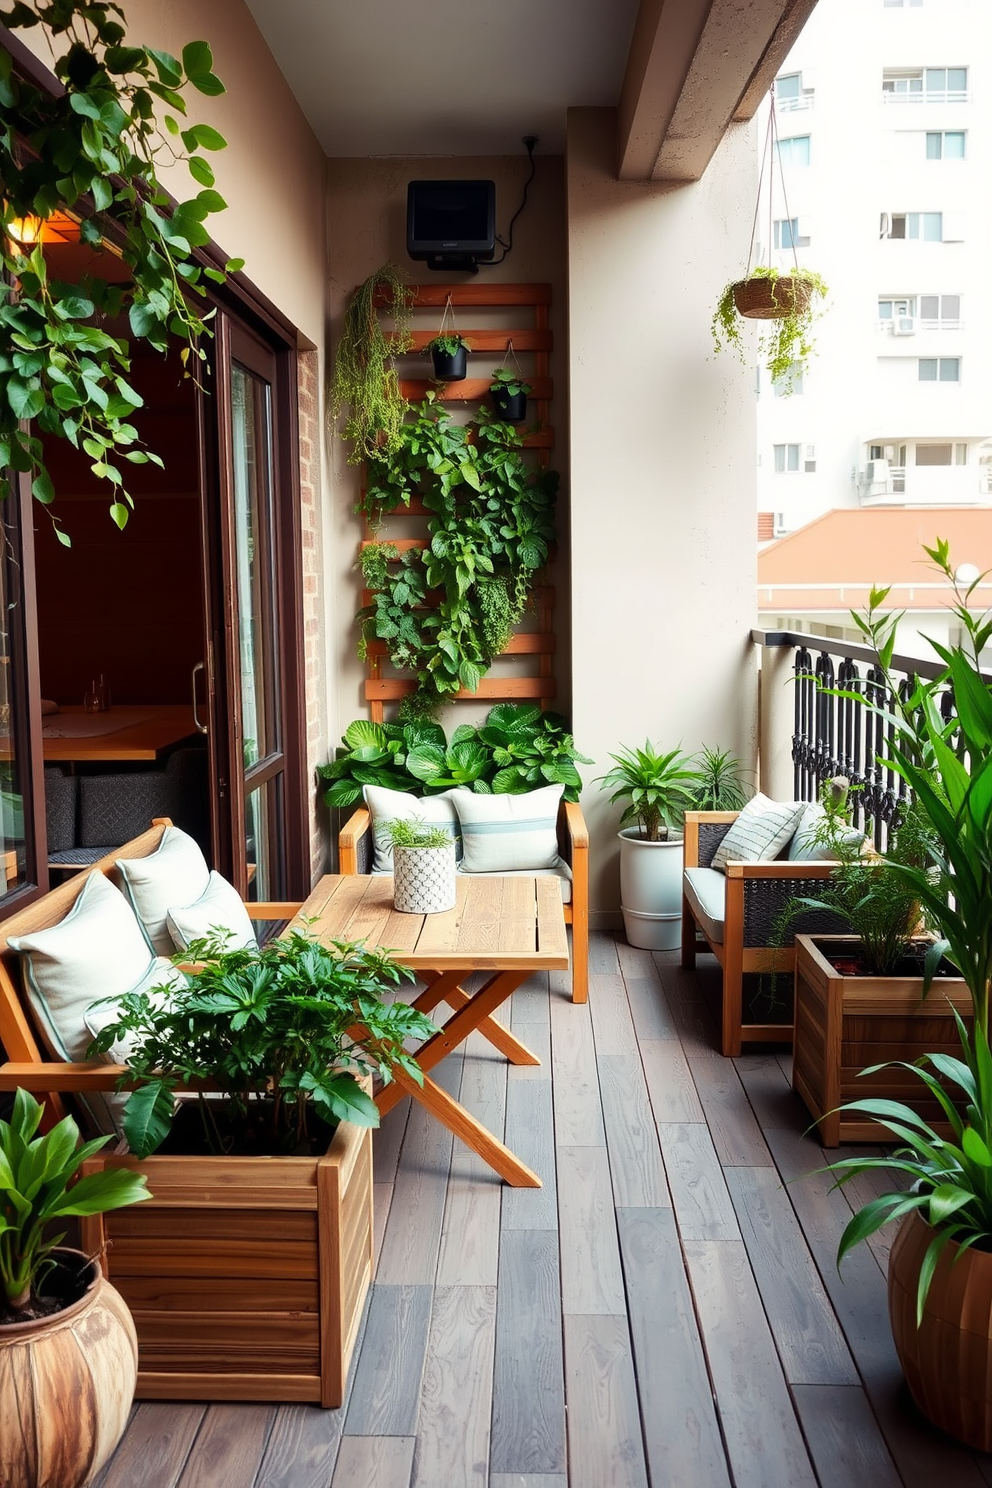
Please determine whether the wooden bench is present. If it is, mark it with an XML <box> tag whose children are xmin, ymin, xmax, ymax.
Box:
<box><xmin>0</xmin><ymin>819</ymin><xmax>299</xmax><ymax>1120</ymax></box>
<box><xmin>338</xmin><ymin>798</ymin><xmax>590</xmax><ymax>1003</ymax></box>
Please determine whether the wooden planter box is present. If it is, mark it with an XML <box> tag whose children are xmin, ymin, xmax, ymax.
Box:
<box><xmin>80</xmin><ymin>1117</ymin><xmax>373</xmax><ymax>1408</ymax></box>
<box><xmin>793</xmin><ymin>934</ymin><xmax>972</xmax><ymax>1148</ymax></box>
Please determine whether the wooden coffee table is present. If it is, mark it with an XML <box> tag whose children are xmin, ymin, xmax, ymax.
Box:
<box><xmin>292</xmin><ymin>873</ymin><xmax>570</xmax><ymax>1187</ymax></box>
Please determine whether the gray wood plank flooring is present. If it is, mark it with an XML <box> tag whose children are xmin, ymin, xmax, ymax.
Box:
<box><xmin>94</xmin><ymin>937</ymin><xmax>992</xmax><ymax>1486</ymax></box>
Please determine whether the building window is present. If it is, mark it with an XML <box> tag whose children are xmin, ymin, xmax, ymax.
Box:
<box><xmin>773</xmin><ymin>217</ymin><xmax>810</xmax><ymax>249</ymax></box>
<box><xmin>926</xmin><ymin>130</ymin><xmax>965</xmax><ymax>159</ymax></box>
<box><xmin>803</xmin><ymin>444</ymin><xmax>816</xmax><ymax>473</ymax></box>
<box><xmin>773</xmin><ymin>444</ymin><xmax>800</xmax><ymax>472</ymax></box>
<box><xmin>775</xmin><ymin>71</ymin><xmax>813</xmax><ymax>112</ymax></box>
<box><xmin>882</xmin><ymin>68</ymin><xmax>967</xmax><ymax>103</ymax></box>
<box><xmin>915</xmin><ymin>443</ymin><xmax>967</xmax><ymax>465</ymax></box>
<box><xmin>882</xmin><ymin>212</ymin><xmax>942</xmax><ymax>240</ymax></box>
<box><xmin>919</xmin><ymin>293</ymin><xmax>961</xmax><ymax>327</ymax></box>
<box><xmin>884</xmin><ymin>0</ymin><xmax>923</xmax><ymax>7</ymax></box>
<box><xmin>773</xmin><ymin>363</ymin><xmax>804</xmax><ymax>397</ymax></box>
<box><xmin>878</xmin><ymin>296</ymin><xmax>916</xmax><ymax>332</ymax></box>
<box><xmin>918</xmin><ymin>357</ymin><xmax>960</xmax><ymax>381</ymax></box>
<box><xmin>776</xmin><ymin>135</ymin><xmax>810</xmax><ymax>167</ymax></box>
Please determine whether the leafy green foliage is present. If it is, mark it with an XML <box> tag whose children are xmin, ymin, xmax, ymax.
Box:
<box><xmin>0</xmin><ymin>1</ymin><xmax>238</xmax><ymax>528</ymax></box>
<box><xmin>317</xmin><ymin>704</ymin><xmax>591</xmax><ymax>807</ymax></box>
<box><xmin>424</xmin><ymin>334</ymin><xmax>466</xmax><ymax>358</ymax></box>
<box><xmin>813</xmin><ymin>542</ymin><xmax>992</xmax><ymax>1316</ymax></box>
<box><xmin>358</xmin><ymin>396</ymin><xmax>557</xmax><ymax>718</ymax></box>
<box><xmin>596</xmin><ymin>741</ymin><xmax>703</xmax><ymax>842</ymax></box>
<box><xmin>378</xmin><ymin>817</ymin><xmax>451</xmax><ymax>849</ymax></box>
<box><xmin>689</xmin><ymin>745</ymin><xmax>752</xmax><ymax>812</ymax></box>
<box><xmin>87</xmin><ymin>930</ymin><xmax>438</xmax><ymax>1158</ymax></box>
<box><xmin>489</xmin><ymin>367</ymin><xmax>530</xmax><ymax>400</ymax></box>
<box><xmin>331</xmin><ymin>263</ymin><xmax>412</xmax><ymax>463</ymax></box>
<box><xmin>711</xmin><ymin>265</ymin><xmax>828</xmax><ymax>384</ymax></box>
<box><xmin>0</xmin><ymin>1087</ymin><xmax>149</xmax><ymax>1314</ymax></box>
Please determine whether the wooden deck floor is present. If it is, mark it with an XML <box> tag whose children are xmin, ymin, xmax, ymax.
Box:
<box><xmin>93</xmin><ymin>934</ymin><xmax>992</xmax><ymax>1488</ymax></box>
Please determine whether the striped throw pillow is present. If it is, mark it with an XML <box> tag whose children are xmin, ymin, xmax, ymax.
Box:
<box><xmin>710</xmin><ymin>794</ymin><xmax>805</xmax><ymax>873</ymax></box>
<box><xmin>451</xmin><ymin>784</ymin><xmax>564</xmax><ymax>874</ymax></box>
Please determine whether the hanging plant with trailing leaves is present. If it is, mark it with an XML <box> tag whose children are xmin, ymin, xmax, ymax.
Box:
<box><xmin>331</xmin><ymin>262</ymin><xmax>412</xmax><ymax>464</ymax></box>
<box><xmin>358</xmin><ymin>394</ymin><xmax>557</xmax><ymax>721</ymax></box>
<box><xmin>0</xmin><ymin>0</ymin><xmax>241</xmax><ymax>537</ymax></box>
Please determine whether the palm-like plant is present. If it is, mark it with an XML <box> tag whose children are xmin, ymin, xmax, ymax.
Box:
<box><xmin>596</xmin><ymin>742</ymin><xmax>702</xmax><ymax>842</ymax></box>
<box><xmin>690</xmin><ymin>746</ymin><xmax>751</xmax><ymax>812</ymax></box>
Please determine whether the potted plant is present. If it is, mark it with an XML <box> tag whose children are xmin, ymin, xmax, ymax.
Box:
<box><xmin>596</xmin><ymin>742</ymin><xmax>703</xmax><ymax>950</ymax></box>
<box><xmin>380</xmin><ymin>818</ymin><xmax>458</xmax><ymax>914</ymax></box>
<box><xmin>331</xmin><ymin>263</ymin><xmax>413</xmax><ymax>463</ymax></box>
<box><xmin>689</xmin><ymin>745</ymin><xmax>752</xmax><ymax>811</ymax></box>
<box><xmin>711</xmin><ymin>265</ymin><xmax>828</xmax><ymax>386</ymax></box>
<box><xmin>425</xmin><ymin>333</ymin><xmax>469</xmax><ymax>381</ymax></box>
<box><xmin>489</xmin><ymin>367</ymin><xmax>530</xmax><ymax>422</ymax></box>
<box><xmin>817</xmin><ymin>544</ymin><xmax>992</xmax><ymax>1450</ymax></box>
<box><xmin>80</xmin><ymin>930</ymin><xmax>437</xmax><ymax>1407</ymax></box>
<box><xmin>1</xmin><ymin>1089</ymin><xmax>149</xmax><ymax>1488</ymax></box>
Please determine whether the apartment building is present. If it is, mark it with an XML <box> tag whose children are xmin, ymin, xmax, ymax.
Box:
<box><xmin>756</xmin><ymin>0</ymin><xmax>992</xmax><ymax>538</ymax></box>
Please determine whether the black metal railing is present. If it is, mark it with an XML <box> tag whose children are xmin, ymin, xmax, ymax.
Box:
<box><xmin>753</xmin><ymin>628</ymin><xmax>975</xmax><ymax>849</ymax></box>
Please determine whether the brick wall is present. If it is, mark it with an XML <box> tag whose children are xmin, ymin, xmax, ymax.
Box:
<box><xmin>297</xmin><ymin>348</ymin><xmax>327</xmax><ymax>883</ymax></box>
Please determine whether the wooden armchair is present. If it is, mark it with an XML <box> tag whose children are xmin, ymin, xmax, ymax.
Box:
<box><xmin>339</xmin><ymin>798</ymin><xmax>590</xmax><ymax>1003</ymax></box>
<box><xmin>0</xmin><ymin>819</ymin><xmax>301</xmax><ymax>1121</ymax></box>
<box><xmin>681</xmin><ymin>810</ymin><xmax>848</xmax><ymax>1058</ymax></box>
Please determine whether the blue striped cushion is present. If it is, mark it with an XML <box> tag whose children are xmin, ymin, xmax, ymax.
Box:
<box><xmin>451</xmin><ymin>785</ymin><xmax>564</xmax><ymax>873</ymax></box>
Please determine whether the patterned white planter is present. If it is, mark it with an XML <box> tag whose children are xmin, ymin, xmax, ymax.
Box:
<box><xmin>392</xmin><ymin>844</ymin><xmax>457</xmax><ymax>914</ymax></box>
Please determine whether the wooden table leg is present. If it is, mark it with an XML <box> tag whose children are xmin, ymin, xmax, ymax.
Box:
<box><xmin>375</xmin><ymin>1062</ymin><xmax>541</xmax><ymax>1188</ymax></box>
<box><xmin>419</xmin><ymin>969</ymin><xmax>541</xmax><ymax>1067</ymax></box>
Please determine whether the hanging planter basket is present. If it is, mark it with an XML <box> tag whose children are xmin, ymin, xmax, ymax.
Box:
<box><xmin>490</xmin><ymin>385</ymin><xmax>527</xmax><ymax>421</ymax></box>
<box><xmin>430</xmin><ymin>343</ymin><xmax>468</xmax><ymax>381</ymax></box>
<box><xmin>732</xmin><ymin>275</ymin><xmax>814</xmax><ymax>320</ymax></box>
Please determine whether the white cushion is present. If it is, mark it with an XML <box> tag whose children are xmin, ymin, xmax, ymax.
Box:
<box><xmin>8</xmin><ymin>872</ymin><xmax>157</xmax><ymax>1134</ymax></box>
<box><xmin>710</xmin><ymin>794</ymin><xmax>805</xmax><ymax>873</ymax></box>
<box><xmin>787</xmin><ymin>802</ymin><xmax>866</xmax><ymax>862</ymax></box>
<box><xmin>117</xmin><ymin>826</ymin><xmax>210</xmax><ymax>955</ymax></box>
<box><xmin>84</xmin><ymin>959</ymin><xmax>188</xmax><ymax>1066</ymax></box>
<box><xmin>167</xmin><ymin>870</ymin><xmax>258</xmax><ymax>953</ymax></box>
<box><xmin>456</xmin><ymin>861</ymin><xmax>573</xmax><ymax>904</ymax></box>
<box><xmin>683</xmin><ymin>866</ymin><xmax>726</xmax><ymax>944</ymax></box>
<box><xmin>451</xmin><ymin>785</ymin><xmax>564</xmax><ymax>874</ymax></box>
<box><xmin>363</xmin><ymin>785</ymin><xmax>460</xmax><ymax>873</ymax></box>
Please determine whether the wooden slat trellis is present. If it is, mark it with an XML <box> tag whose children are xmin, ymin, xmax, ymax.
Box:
<box><xmin>361</xmin><ymin>282</ymin><xmax>557</xmax><ymax>723</ymax></box>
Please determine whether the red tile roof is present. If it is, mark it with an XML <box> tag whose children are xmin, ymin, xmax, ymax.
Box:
<box><xmin>758</xmin><ymin>506</ymin><xmax>992</xmax><ymax>611</ymax></box>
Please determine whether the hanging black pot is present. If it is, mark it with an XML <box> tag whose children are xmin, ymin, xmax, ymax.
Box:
<box><xmin>430</xmin><ymin>341</ymin><xmax>468</xmax><ymax>380</ymax></box>
<box><xmin>490</xmin><ymin>386</ymin><xmax>527</xmax><ymax>422</ymax></box>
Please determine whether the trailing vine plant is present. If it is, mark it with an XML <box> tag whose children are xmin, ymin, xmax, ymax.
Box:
<box><xmin>331</xmin><ymin>262</ymin><xmax>412</xmax><ymax>464</ymax></box>
<box><xmin>358</xmin><ymin>394</ymin><xmax>557</xmax><ymax>720</ymax></box>
<box><xmin>0</xmin><ymin>0</ymin><xmax>242</xmax><ymax>535</ymax></box>
<box><xmin>711</xmin><ymin>265</ymin><xmax>828</xmax><ymax>386</ymax></box>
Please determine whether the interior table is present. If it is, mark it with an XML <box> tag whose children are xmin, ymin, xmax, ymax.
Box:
<box><xmin>41</xmin><ymin>705</ymin><xmax>198</xmax><ymax>762</ymax></box>
<box><xmin>294</xmin><ymin>872</ymin><xmax>570</xmax><ymax>1187</ymax></box>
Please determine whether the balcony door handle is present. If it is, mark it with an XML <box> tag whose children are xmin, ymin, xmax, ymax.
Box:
<box><xmin>192</xmin><ymin>661</ymin><xmax>209</xmax><ymax>734</ymax></box>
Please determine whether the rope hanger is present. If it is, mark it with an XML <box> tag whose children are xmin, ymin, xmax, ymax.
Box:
<box><xmin>746</xmin><ymin>82</ymin><xmax>800</xmax><ymax>275</ymax></box>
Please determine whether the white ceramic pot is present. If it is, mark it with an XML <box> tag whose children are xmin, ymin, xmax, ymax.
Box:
<box><xmin>392</xmin><ymin>843</ymin><xmax>457</xmax><ymax>914</ymax></box>
<box><xmin>617</xmin><ymin>828</ymin><xmax>684</xmax><ymax>950</ymax></box>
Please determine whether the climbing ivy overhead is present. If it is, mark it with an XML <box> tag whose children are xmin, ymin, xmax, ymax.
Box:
<box><xmin>358</xmin><ymin>394</ymin><xmax>557</xmax><ymax>721</ymax></box>
<box><xmin>0</xmin><ymin>0</ymin><xmax>241</xmax><ymax>536</ymax></box>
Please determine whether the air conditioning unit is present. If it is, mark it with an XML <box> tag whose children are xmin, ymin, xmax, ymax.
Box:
<box><xmin>893</xmin><ymin>315</ymin><xmax>916</xmax><ymax>336</ymax></box>
<box><xmin>865</xmin><ymin>458</ymin><xmax>890</xmax><ymax>483</ymax></box>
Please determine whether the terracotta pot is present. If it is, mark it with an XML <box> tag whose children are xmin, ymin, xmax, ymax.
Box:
<box><xmin>732</xmin><ymin>275</ymin><xmax>812</xmax><ymax>320</ymax></box>
<box><xmin>0</xmin><ymin>1251</ymin><xmax>137</xmax><ymax>1488</ymax></box>
<box><xmin>889</xmin><ymin>1209</ymin><xmax>992</xmax><ymax>1451</ymax></box>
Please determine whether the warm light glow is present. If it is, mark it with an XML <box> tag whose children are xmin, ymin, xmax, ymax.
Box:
<box><xmin>7</xmin><ymin>215</ymin><xmax>43</xmax><ymax>246</ymax></box>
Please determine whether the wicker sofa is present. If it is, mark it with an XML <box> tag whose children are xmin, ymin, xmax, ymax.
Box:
<box><xmin>681</xmin><ymin>810</ymin><xmax>847</xmax><ymax>1057</ymax></box>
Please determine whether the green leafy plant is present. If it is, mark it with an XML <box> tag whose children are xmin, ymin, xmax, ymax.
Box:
<box><xmin>88</xmin><ymin>930</ymin><xmax>438</xmax><ymax>1159</ymax></box>
<box><xmin>690</xmin><ymin>745</ymin><xmax>752</xmax><ymax>812</ymax></box>
<box><xmin>473</xmin><ymin>703</ymin><xmax>591</xmax><ymax>798</ymax></box>
<box><xmin>406</xmin><ymin>729</ymin><xmax>493</xmax><ymax>794</ymax></box>
<box><xmin>711</xmin><ymin>265</ymin><xmax>828</xmax><ymax>385</ymax></box>
<box><xmin>424</xmin><ymin>334</ymin><xmax>467</xmax><ymax>359</ymax></box>
<box><xmin>815</xmin><ymin>543</ymin><xmax>992</xmax><ymax>1316</ymax></box>
<box><xmin>0</xmin><ymin>0</ymin><xmax>242</xmax><ymax>534</ymax></box>
<box><xmin>378</xmin><ymin>817</ymin><xmax>452</xmax><ymax>850</ymax></box>
<box><xmin>489</xmin><ymin>367</ymin><xmax>530</xmax><ymax>399</ymax></box>
<box><xmin>357</xmin><ymin>395</ymin><xmax>557</xmax><ymax>719</ymax></box>
<box><xmin>331</xmin><ymin>262</ymin><xmax>413</xmax><ymax>464</ymax></box>
<box><xmin>317</xmin><ymin>717</ymin><xmax>446</xmax><ymax>808</ymax></box>
<box><xmin>0</xmin><ymin>1087</ymin><xmax>149</xmax><ymax>1319</ymax></box>
<box><xmin>596</xmin><ymin>742</ymin><xmax>703</xmax><ymax>842</ymax></box>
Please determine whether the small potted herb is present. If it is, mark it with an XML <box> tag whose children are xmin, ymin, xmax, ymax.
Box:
<box><xmin>425</xmin><ymin>333</ymin><xmax>469</xmax><ymax>381</ymax></box>
<box><xmin>380</xmin><ymin>817</ymin><xmax>457</xmax><ymax>914</ymax></box>
<box><xmin>489</xmin><ymin>367</ymin><xmax>531</xmax><ymax>422</ymax></box>
<box><xmin>712</xmin><ymin>265</ymin><xmax>828</xmax><ymax>386</ymax></box>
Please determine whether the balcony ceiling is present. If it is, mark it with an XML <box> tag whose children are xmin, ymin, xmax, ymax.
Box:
<box><xmin>243</xmin><ymin>0</ymin><xmax>819</xmax><ymax>177</ymax></box>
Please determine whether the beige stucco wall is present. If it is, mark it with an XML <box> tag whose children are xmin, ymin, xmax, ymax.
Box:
<box><xmin>567</xmin><ymin>108</ymin><xmax>759</xmax><ymax>925</ymax></box>
<box><xmin>325</xmin><ymin>154</ymin><xmax>569</xmax><ymax>757</ymax></box>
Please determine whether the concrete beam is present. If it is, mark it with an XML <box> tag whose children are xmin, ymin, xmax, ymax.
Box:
<box><xmin>617</xmin><ymin>0</ymin><xmax>820</xmax><ymax>183</ymax></box>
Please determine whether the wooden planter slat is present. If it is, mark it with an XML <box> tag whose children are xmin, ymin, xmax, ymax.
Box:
<box><xmin>793</xmin><ymin>934</ymin><xmax>972</xmax><ymax>1147</ymax></box>
<box><xmin>80</xmin><ymin>1117</ymin><xmax>372</xmax><ymax>1407</ymax></box>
